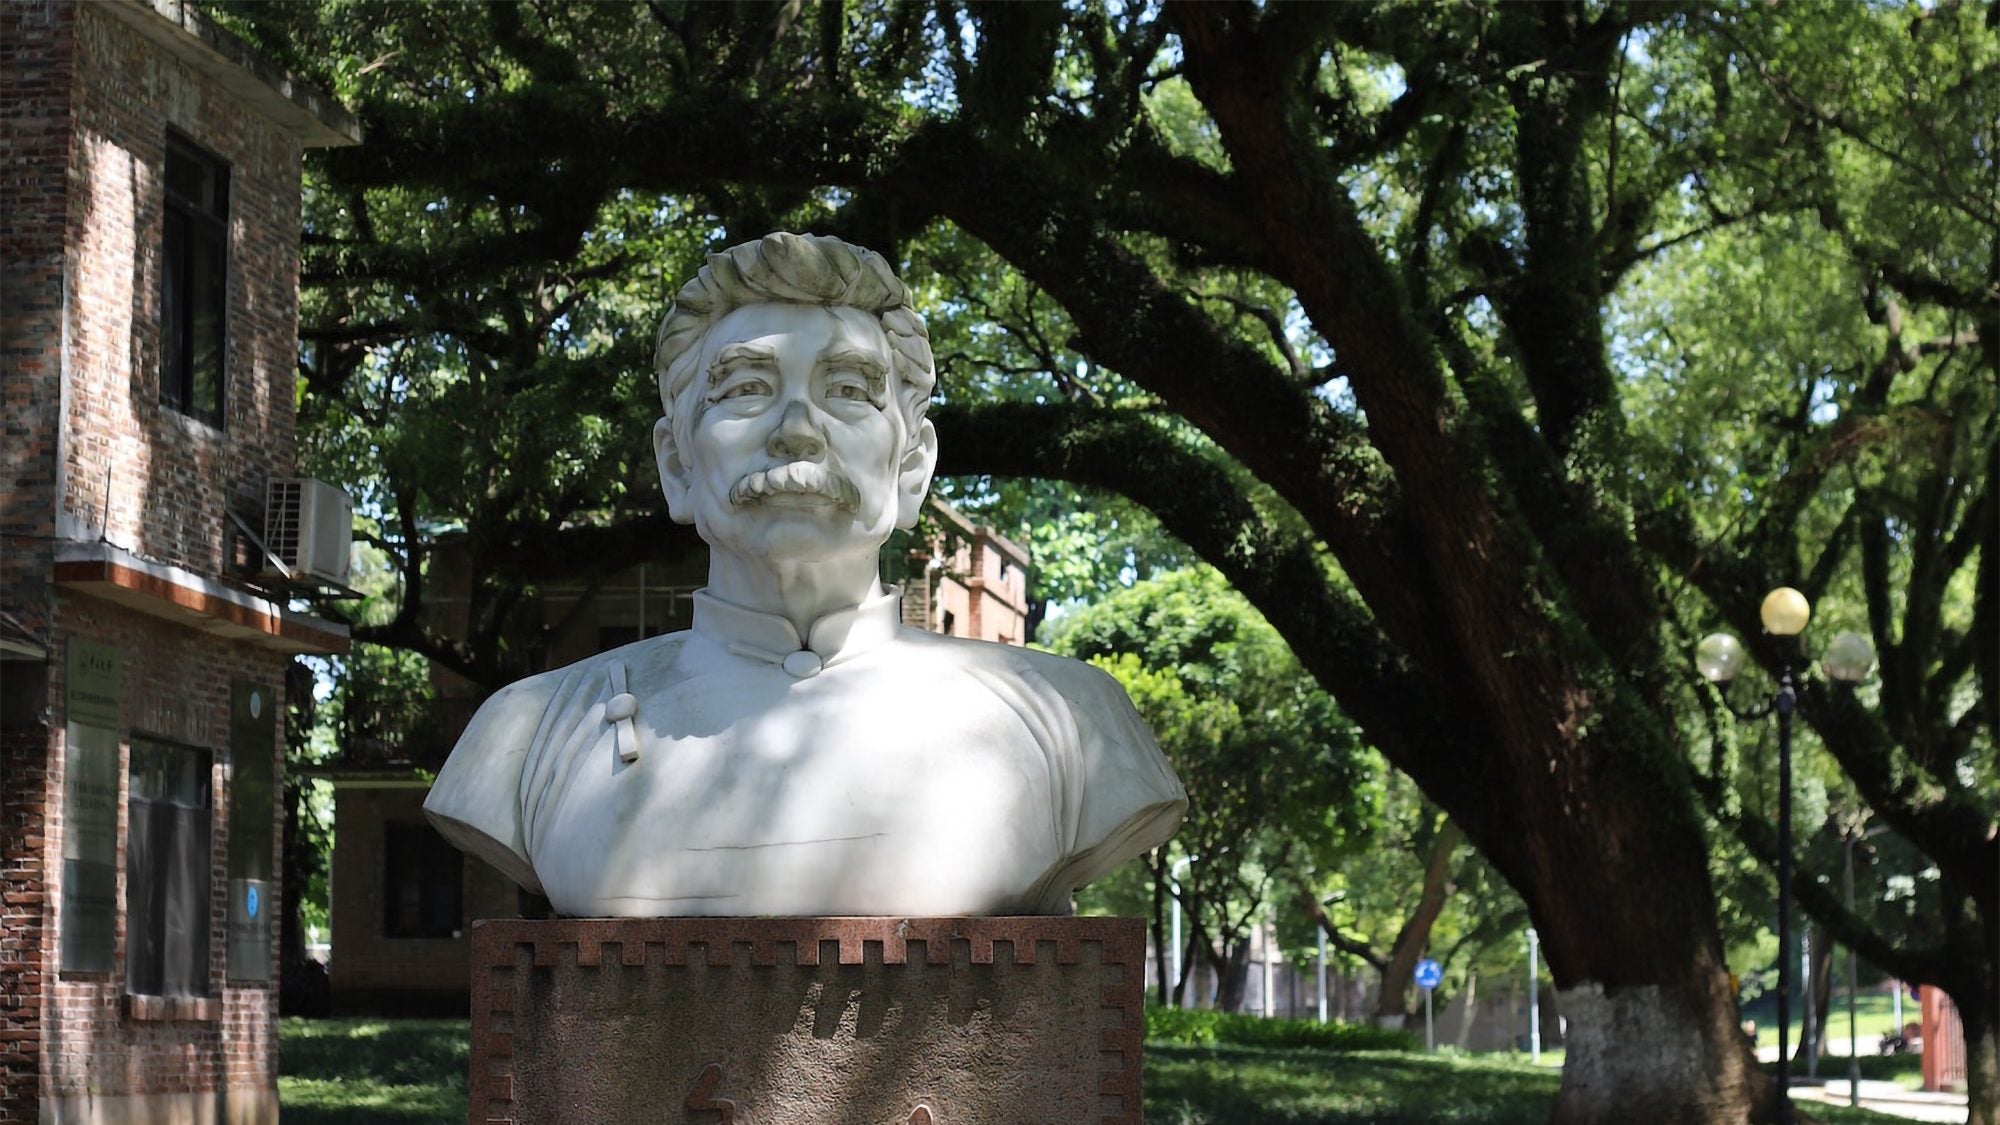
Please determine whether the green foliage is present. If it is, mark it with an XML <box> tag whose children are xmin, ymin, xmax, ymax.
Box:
<box><xmin>1609</xmin><ymin>1</ymin><xmax>1995</xmax><ymax>1030</ymax></box>
<box><xmin>1048</xmin><ymin>568</ymin><xmax>1376</xmax><ymax>1007</ymax></box>
<box><xmin>1145</xmin><ymin>1007</ymin><xmax>1419</xmax><ymax>1054</ymax></box>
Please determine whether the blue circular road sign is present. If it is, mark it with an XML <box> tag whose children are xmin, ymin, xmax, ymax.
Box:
<box><xmin>1414</xmin><ymin>958</ymin><xmax>1442</xmax><ymax>989</ymax></box>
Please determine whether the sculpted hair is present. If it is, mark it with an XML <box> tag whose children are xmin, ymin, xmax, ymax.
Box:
<box><xmin>653</xmin><ymin>233</ymin><xmax>936</xmax><ymax>474</ymax></box>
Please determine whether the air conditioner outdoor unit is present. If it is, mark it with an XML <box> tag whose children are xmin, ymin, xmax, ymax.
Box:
<box><xmin>262</xmin><ymin>478</ymin><xmax>353</xmax><ymax>587</ymax></box>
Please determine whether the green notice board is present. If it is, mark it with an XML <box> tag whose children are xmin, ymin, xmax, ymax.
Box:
<box><xmin>61</xmin><ymin>638</ymin><xmax>121</xmax><ymax>972</ymax></box>
<box><xmin>226</xmin><ymin>680</ymin><xmax>276</xmax><ymax>982</ymax></box>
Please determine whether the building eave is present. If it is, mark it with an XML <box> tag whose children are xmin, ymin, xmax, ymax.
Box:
<box><xmin>94</xmin><ymin>0</ymin><xmax>362</xmax><ymax>148</ymax></box>
<box><xmin>303</xmin><ymin>766</ymin><xmax>434</xmax><ymax>789</ymax></box>
<box><xmin>54</xmin><ymin>540</ymin><xmax>350</xmax><ymax>656</ymax></box>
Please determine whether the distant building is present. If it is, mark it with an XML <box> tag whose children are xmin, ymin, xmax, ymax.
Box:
<box><xmin>315</xmin><ymin>496</ymin><xmax>1031</xmax><ymax>1014</ymax></box>
<box><xmin>895</xmin><ymin>496</ymin><xmax>1032</xmax><ymax>646</ymax></box>
<box><xmin>0</xmin><ymin>2</ymin><xmax>357</xmax><ymax>1122</ymax></box>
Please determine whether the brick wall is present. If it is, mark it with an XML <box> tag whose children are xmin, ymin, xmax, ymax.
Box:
<box><xmin>54</xmin><ymin>3</ymin><xmax>302</xmax><ymax>575</ymax></box>
<box><xmin>0</xmin><ymin>0</ymin><xmax>75</xmax><ymax>642</ymax></box>
<box><xmin>330</xmin><ymin>787</ymin><xmax>518</xmax><ymax>1016</ymax></box>
<box><xmin>0</xmin><ymin>3</ymin><xmax>316</xmax><ymax>1120</ymax></box>
<box><xmin>0</xmin><ymin>725</ymin><xmax>53</xmax><ymax>1124</ymax></box>
<box><xmin>38</xmin><ymin>597</ymin><xmax>289</xmax><ymax>1113</ymax></box>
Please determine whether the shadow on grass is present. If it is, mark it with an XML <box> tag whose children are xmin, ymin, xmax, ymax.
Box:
<box><xmin>1141</xmin><ymin>1045</ymin><xmax>1924</xmax><ymax>1125</ymax></box>
<box><xmin>1143</xmin><ymin>1045</ymin><xmax>1561</xmax><ymax>1125</ymax></box>
<box><xmin>275</xmin><ymin>1019</ymin><xmax>1924</xmax><ymax>1125</ymax></box>
<box><xmin>279</xmin><ymin>1018</ymin><xmax>468</xmax><ymax>1125</ymax></box>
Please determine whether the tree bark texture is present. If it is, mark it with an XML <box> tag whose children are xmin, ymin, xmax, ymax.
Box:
<box><xmin>1967</xmin><ymin>1014</ymin><xmax>1999</xmax><ymax>1125</ymax></box>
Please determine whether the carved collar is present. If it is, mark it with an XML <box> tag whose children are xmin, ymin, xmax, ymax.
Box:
<box><xmin>690</xmin><ymin>586</ymin><xmax>903</xmax><ymax>678</ymax></box>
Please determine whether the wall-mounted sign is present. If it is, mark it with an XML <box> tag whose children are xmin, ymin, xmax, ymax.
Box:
<box><xmin>65</xmin><ymin>637</ymin><xmax>120</xmax><ymax>728</ymax></box>
<box><xmin>60</xmin><ymin>637</ymin><xmax>121</xmax><ymax>973</ymax></box>
<box><xmin>226</xmin><ymin>680</ymin><xmax>276</xmax><ymax>982</ymax></box>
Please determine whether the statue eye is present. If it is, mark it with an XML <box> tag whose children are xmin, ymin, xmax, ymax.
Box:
<box><xmin>825</xmin><ymin>374</ymin><xmax>879</xmax><ymax>405</ymax></box>
<box><xmin>713</xmin><ymin>378</ymin><xmax>770</xmax><ymax>402</ymax></box>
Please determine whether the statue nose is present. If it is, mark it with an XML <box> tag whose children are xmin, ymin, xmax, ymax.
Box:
<box><xmin>766</xmin><ymin>399</ymin><xmax>826</xmax><ymax>459</ymax></box>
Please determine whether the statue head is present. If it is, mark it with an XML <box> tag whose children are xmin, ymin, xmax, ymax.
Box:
<box><xmin>651</xmin><ymin>233</ymin><xmax>939</xmax><ymax>561</ymax></box>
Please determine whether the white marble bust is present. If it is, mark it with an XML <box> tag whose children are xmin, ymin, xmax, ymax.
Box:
<box><xmin>424</xmin><ymin>233</ymin><xmax>1186</xmax><ymax>917</ymax></box>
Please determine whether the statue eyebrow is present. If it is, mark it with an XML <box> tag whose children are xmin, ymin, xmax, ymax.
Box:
<box><xmin>709</xmin><ymin>342</ymin><xmax>777</xmax><ymax>381</ymax></box>
<box><xmin>817</xmin><ymin>346</ymin><xmax>887</xmax><ymax>390</ymax></box>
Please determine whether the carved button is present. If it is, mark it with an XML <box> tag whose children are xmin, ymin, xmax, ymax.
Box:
<box><xmin>781</xmin><ymin>650</ymin><xmax>823</xmax><ymax>679</ymax></box>
<box><xmin>604</xmin><ymin>693</ymin><xmax>638</xmax><ymax>721</ymax></box>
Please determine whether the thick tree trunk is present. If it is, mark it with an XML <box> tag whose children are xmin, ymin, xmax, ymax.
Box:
<box><xmin>1483</xmin><ymin>750</ymin><xmax>1781</xmax><ymax>1124</ymax></box>
<box><xmin>1214</xmin><ymin>939</ymin><xmax>1252</xmax><ymax>1014</ymax></box>
<box><xmin>1172</xmin><ymin>934</ymin><xmax>1196</xmax><ymax>1008</ymax></box>
<box><xmin>1555</xmin><ymin>973</ymin><xmax>1778</xmax><ymax>1124</ymax></box>
<box><xmin>1955</xmin><ymin>985</ymin><xmax>1998</xmax><ymax>1125</ymax></box>
<box><xmin>1455</xmin><ymin>967</ymin><xmax>1478</xmax><ymax>1050</ymax></box>
<box><xmin>1375</xmin><ymin>821</ymin><xmax>1462</xmax><ymax>1025</ymax></box>
<box><xmin>1804</xmin><ymin>927</ymin><xmax>1834</xmax><ymax>1064</ymax></box>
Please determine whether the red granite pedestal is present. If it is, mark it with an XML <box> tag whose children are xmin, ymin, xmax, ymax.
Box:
<box><xmin>466</xmin><ymin>916</ymin><xmax>1146</xmax><ymax>1125</ymax></box>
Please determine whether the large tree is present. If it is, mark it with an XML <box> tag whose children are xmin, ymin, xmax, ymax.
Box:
<box><xmin>221</xmin><ymin>2</ymin><xmax>1997</xmax><ymax>1119</ymax></box>
<box><xmin>1617</xmin><ymin>4</ymin><xmax>1996</xmax><ymax>1110</ymax></box>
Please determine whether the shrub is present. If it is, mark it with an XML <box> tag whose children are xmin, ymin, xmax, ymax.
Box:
<box><xmin>1144</xmin><ymin>1006</ymin><xmax>1419</xmax><ymax>1052</ymax></box>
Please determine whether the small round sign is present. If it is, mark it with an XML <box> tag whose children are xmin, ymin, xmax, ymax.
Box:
<box><xmin>246</xmin><ymin>884</ymin><xmax>261</xmax><ymax>919</ymax></box>
<box><xmin>1414</xmin><ymin>957</ymin><xmax>1442</xmax><ymax>989</ymax></box>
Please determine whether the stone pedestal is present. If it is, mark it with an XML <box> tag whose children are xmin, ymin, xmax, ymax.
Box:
<box><xmin>467</xmin><ymin>916</ymin><xmax>1145</xmax><ymax>1125</ymax></box>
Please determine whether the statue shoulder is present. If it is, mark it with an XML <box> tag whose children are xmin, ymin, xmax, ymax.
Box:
<box><xmin>914</xmin><ymin>632</ymin><xmax>1135</xmax><ymax>706</ymax></box>
<box><xmin>424</xmin><ymin>633</ymin><xmax>694</xmax><ymax>893</ymax></box>
<box><xmin>902</xmin><ymin>634</ymin><xmax>1186</xmax><ymax>911</ymax></box>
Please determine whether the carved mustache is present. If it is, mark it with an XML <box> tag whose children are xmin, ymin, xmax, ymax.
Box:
<box><xmin>728</xmin><ymin>462</ymin><xmax>861</xmax><ymax>512</ymax></box>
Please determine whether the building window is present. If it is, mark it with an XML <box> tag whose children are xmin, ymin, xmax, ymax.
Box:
<box><xmin>383</xmin><ymin>821</ymin><xmax>463</xmax><ymax>939</ymax></box>
<box><xmin>160</xmin><ymin>134</ymin><xmax>228</xmax><ymax>426</ymax></box>
<box><xmin>126</xmin><ymin>739</ymin><xmax>213</xmax><ymax>998</ymax></box>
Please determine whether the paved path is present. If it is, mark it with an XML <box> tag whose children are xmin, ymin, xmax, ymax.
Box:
<box><xmin>1750</xmin><ymin>1038</ymin><xmax>1967</xmax><ymax>1123</ymax></box>
<box><xmin>1790</xmin><ymin>1080</ymin><xmax>1968</xmax><ymax>1124</ymax></box>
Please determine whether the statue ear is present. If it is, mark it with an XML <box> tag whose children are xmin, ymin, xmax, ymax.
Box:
<box><xmin>896</xmin><ymin>417</ymin><xmax>938</xmax><ymax>529</ymax></box>
<box><xmin>654</xmin><ymin>416</ymin><xmax>695</xmax><ymax>524</ymax></box>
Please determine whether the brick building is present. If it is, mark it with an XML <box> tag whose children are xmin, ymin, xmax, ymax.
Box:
<box><xmin>316</xmin><ymin>497</ymin><xmax>1032</xmax><ymax>1015</ymax></box>
<box><xmin>0</xmin><ymin>2</ymin><xmax>357</xmax><ymax>1122</ymax></box>
<box><xmin>900</xmin><ymin>497</ymin><xmax>1032</xmax><ymax>645</ymax></box>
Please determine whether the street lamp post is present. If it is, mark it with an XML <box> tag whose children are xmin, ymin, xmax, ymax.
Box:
<box><xmin>1527</xmin><ymin>927</ymin><xmax>1541</xmax><ymax>1064</ymax></box>
<box><xmin>1695</xmin><ymin>589</ymin><xmax>1806</xmax><ymax>1118</ymax></box>
<box><xmin>1822</xmin><ymin>630</ymin><xmax>1878</xmax><ymax>1103</ymax></box>
<box><xmin>1843</xmin><ymin>829</ymin><xmax>1861</xmax><ymax>1107</ymax></box>
<box><xmin>1696</xmin><ymin>589</ymin><xmax>1875</xmax><ymax>1124</ymax></box>
<box><xmin>1766</xmin><ymin>587</ymin><xmax>1807</xmax><ymax>1118</ymax></box>
<box><xmin>1169</xmin><ymin>855</ymin><xmax>1196</xmax><ymax>1010</ymax></box>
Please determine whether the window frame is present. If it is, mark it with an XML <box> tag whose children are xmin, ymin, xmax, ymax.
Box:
<box><xmin>124</xmin><ymin>736</ymin><xmax>215</xmax><ymax>1000</ymax></box>
<box><xmin>159</xmin><ymin>131</ymin><xmax>230</xmax><ymax>428</ymax></box>
<box><xmin>382</xmin><ymin>820</ymin><xmax>464</xmax><ymax>940</ymax></box>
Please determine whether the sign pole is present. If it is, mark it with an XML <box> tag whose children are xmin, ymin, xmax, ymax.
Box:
<box><xmin>1413</xmin><ymin>957</ymin><xmax>1442</xmax><ymax>1053</ymax></box>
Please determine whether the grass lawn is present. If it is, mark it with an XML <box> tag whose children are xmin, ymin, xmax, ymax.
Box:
<box><xmin>1740</xmin><ymin>989</ymin><xmax>1914</xmax><ymax>1054</ymax></box>
<box><xmin>278</xmin><ymin>1018</ymin><xmax>467</xmax><ymax>1125</ymax></box>
<box><xmin>279</xmin><ymin>1018</ymin><xmax>1923</xmax><ymax>1125</ymax></box>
